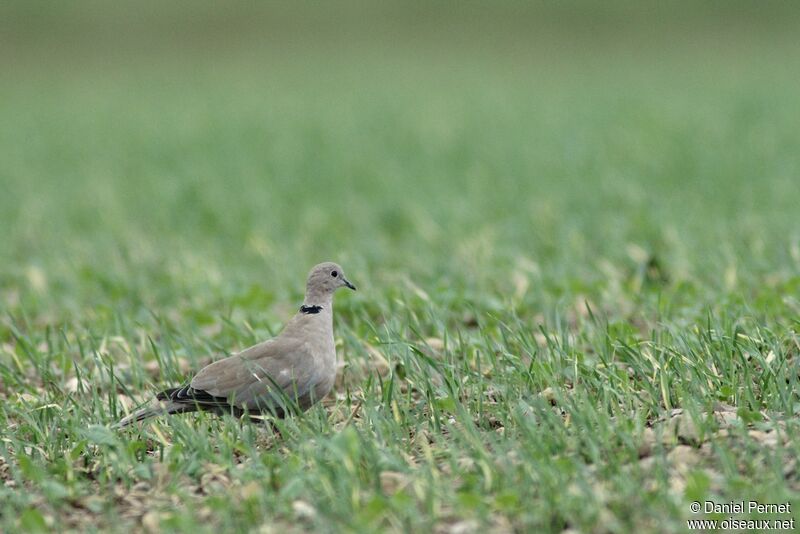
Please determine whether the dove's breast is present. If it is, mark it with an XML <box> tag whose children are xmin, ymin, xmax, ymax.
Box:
<box><xmin>296</xmin><ymin>371</ymin><xmax>335</xmax><ymax>410</ymax></box>
<box><xmin>285</xmin><ymin>308</ymin><xmax>337</xmax><ymax>410</ymax></box>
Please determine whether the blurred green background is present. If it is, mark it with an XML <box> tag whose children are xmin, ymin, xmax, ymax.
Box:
<box><xmin>2</xmin><ymin>1</ymin><xmax>800</xmax><ymax>319</ymax></box>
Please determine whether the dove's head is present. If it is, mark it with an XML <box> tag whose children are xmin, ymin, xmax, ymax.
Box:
<box><xmin>305</xmin><ymin>262</ymin><xmax>356</xmax><ymax>303</ymax></box>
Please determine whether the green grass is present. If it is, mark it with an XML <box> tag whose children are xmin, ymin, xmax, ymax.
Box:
<box><xmin>2</xmin><ymin>3</ymin><xmax>800</xmax><ymax>532</ymax></box>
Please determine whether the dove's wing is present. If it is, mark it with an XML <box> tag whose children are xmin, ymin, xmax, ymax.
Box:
<box><xmin>165</xmin><ymin>337</ymin><xmax>317</xmax><ymax>416</ymax></box>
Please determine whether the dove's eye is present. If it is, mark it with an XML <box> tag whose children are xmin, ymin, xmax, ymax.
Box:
<box><xmin>331</xmin><ymin>271</ymin><xmax>338</xmax><ymax>278</ymax></box>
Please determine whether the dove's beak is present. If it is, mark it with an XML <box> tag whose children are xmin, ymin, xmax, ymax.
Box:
<box><xmin>343</xmin><ymin>278</ymin><xmax>356</xmax><ymax>291</ymax></box>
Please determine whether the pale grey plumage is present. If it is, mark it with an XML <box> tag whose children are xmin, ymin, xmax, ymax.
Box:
<box><xmin>116</xmin><ymin>262</ymin><xmax>355</xmax><ymax>427</ymax></box>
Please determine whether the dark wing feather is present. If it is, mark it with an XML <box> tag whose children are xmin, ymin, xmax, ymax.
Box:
<box><xmin>157</xmin><ymin>384</ymin><xmax>287</xmax><ymax>419</ymax></box>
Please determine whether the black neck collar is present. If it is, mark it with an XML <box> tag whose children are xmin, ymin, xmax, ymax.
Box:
<box><xmin>300</xmin><ymin>304</ymin><xmax>323</xmax><ymax>315</ymax></box>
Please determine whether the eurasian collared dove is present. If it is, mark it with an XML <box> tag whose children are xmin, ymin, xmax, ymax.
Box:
<box><xmin>116</xmin><ymin>262</ymin><xmax>356</xmax><ymax>427</ymax></box>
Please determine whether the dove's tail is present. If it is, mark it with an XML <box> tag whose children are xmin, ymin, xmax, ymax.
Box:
<box><xmin>114</xmin><ymin>388</ymin><xmax>198</xmax><ymax>428</ymax></box>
